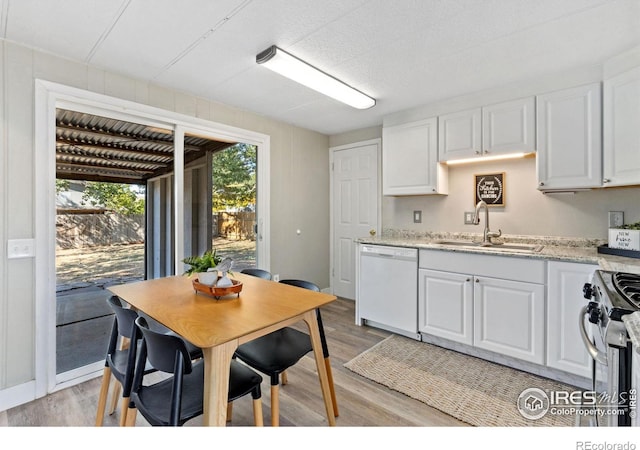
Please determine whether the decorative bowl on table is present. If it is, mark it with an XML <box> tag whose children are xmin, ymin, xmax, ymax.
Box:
<box><xmin>193</xmin><ymin>277</ymin><xmax>243</xmax><ymax>300</ymax></box>
<box><xmin>197</xmin><ymin>271</ymin><xmax>219</xmax><ymax>286</ymax></box>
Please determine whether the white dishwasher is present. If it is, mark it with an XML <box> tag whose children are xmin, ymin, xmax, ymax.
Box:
<box><xmin>357</xmin><ymin>244</ymin><xmax>419</xmax><ymax>339</ymax></box>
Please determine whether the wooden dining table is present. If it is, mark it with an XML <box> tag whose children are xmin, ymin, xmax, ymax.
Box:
<box><xmin>108</xmin><ymin>273</ymin><xmax>337</xmax><ymax>426</ymax></box>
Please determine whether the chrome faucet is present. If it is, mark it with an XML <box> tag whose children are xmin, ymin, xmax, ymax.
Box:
<box><xmin>473</xmin><ymin>200</ymin><xmax>502</xmax><ymax>246</ymax></box>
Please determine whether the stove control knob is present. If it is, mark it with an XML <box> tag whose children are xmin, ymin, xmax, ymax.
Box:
<box><xmin>583</xmin><ymin>283</ymin><xmax>594</xmax><ymax>299</ymax></box>
<box><xmin>587</xmin><ymin>301</ymin><xmax>601</xmax><ymax>324</ymax></box>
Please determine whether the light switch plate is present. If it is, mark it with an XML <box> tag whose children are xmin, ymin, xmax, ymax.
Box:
<box><xmin>413</xmin><ymin>210</ymin><xmax>422</xmax><ymax>223</ymax></box>
<box><xmin>7</xmin><ymin>238</ymin><xmax>35</xmax><ymax>259</ymax></box>
<box><xmin>609</xmin><ymin>211</ymin><xmax>624</xmax><ymax>228</ymax></box>
<box><xmin>464</xmin><ymin>212</ymin><xmax>475</xmax><ymax>225</ymax></box>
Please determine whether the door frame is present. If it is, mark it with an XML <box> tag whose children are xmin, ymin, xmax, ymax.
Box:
<box><xmin>34</xmin><ymin>80</ymin><xmax>270</xmax><ymax>395</ymax></box>
<box><xmin>328</xmin><ymin>138</ymin><xmax>381</xmax><ymax>297</ymax></box>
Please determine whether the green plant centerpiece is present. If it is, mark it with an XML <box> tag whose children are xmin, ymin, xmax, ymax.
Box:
<box><xmin>182</xmin><ymin>250</ymin><xmax>234</xmax><ymax>287</ymax></box>
<box><xmin>182</xmin><ymin>250</ymin><xmax>221</xmax><ymax>275</ymax></box>
<box><xmin>182</xmin><ymin>250</ymin><xmax>221</xmax><ymax>286</ymax></box>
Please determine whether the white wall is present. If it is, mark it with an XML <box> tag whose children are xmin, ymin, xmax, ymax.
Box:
<box><xmin>0</xmin><ymin>41</ymin><xmax>329</xmax><ymax>396</ymax></box>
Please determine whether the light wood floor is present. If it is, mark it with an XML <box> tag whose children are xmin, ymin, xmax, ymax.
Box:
<box><xmin>0</xmin><ymin>298</ymin><xmax>466</xmax><ymax>427</ymax></box>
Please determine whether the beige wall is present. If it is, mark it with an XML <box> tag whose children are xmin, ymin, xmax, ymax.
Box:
<box><xmin>382</xmin><ymin>157</ymin><xmax>640</xmax><ymax>239</ymax></box>
<box><xmin>0</xmin><ymin>41</ymin><xmax>329</xmax><ymax>393</ymax></box>
<box><xmin>329</xmin><ymin>125</ymin><xmax>381</xmax><ymax>148</ymax></box>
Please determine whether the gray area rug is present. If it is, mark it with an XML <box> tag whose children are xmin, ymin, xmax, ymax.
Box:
<box><xmin>344</xmin><ymin>334</ymin><xmax>578</xmax><ymax>427</ymax></box>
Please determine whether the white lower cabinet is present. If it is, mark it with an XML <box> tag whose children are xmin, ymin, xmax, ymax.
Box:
<box><xmin>418</xmin><ymin>250</ymin><xmax>546</xmax><ymax>365</ymax></box>
<box><xmin>546</xmin><ymin>261</ymin><xmax>598</xmax><ymax>378</ymax></box>
<box><xmin>418</xmin><ymin>269</ymin><xmax>473</xmax><ymax>345</ymax></box>
<box><xmin>473</xmin><ymin>276</ymin><xmax>545</xmax><ymax>364</ymax></box>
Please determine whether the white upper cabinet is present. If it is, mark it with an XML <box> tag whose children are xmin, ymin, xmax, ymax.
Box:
<box><xmin>438</xmin><ymin>97</ymin><xmax>535</xmax><ymax>162</ymax></box>
<box><xmin>382</xmin><ymin>118</ymin><xmax>448</xmax><ymax>195</ymax></box>
<box><xmin>536</xmin><ymin>83</ymin><xmax>602</xmax><ymax>191</ymax></box>
<box><xmin>438</xmin><ymin>108</ymin><xmax>482</xmax><ymax>161</ymax></box>
<box><xmin>482</xmin><ymin>97</ymin><xmax>535</xmax><ymax>154</ymax></box>
<box><xmin>603</xmin><ymin>66</ymin><xmax>640</xmax><ymax>187</ymax></box>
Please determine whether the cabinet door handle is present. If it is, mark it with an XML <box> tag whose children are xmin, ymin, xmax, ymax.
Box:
<box><xmin>475</xmin><ymin>278</ymin><xmax>480</xmax><ymax>283</ymax></box>
<box><xmin>466</xmin><ymin>278</ymin><xmax>471</xmax><ymax>282</ymax></box>
<box><xmin>603</xmin><ymin>178</ymin><xmax>610</xmax><ymax>183</ymax></box>
<box><xmin>539</xmin><ymin>182</ymin><xmax>545</xmax><ymax>186</ymax></box>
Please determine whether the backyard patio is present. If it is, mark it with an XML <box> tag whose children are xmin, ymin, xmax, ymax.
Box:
<box><xmin>56</xmin><ymin>238</ymin><xmax>256</xmax><ymax>288</ymax></box>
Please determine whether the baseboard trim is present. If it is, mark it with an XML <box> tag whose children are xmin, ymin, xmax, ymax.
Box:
<box><xmin>0</xmin><ymin>381</ymin><xmax>36</xmax><ymax>413</ymax></box>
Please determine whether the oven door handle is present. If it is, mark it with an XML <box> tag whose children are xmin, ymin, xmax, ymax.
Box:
<box><xmin>579</xmin><ymin>305</ymin><xmax>607</xmax><ymax>365</ymax></box>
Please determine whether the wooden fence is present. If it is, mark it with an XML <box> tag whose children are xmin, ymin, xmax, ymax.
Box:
<box><xmin>56</xmin><ymin>211</ymin><xmax>255</xmax><ymax>249</ymax></box>
<box><xmin>56</xmin><ymin>212</ymin><xmax>144</xmax><ymax>249</ymax></box>
<box><xmin>213</xmin><ymin>212</ymin><xmax>255</xmax><ymax>240</ymax></box>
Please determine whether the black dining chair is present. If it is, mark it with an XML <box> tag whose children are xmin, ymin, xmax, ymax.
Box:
<box><xmin>95</xmin><ymin>295</ymin><xmax>202</xmax><ymax>426</ymax></box>
<box><xmin>95</xmin><ymin>295</ymin><xmax>148</xmax><ymax>426</ymax></box>
<box><xmin>233</xmin><ymin>279</ymin><xmax>338</xmax><ymax>426</ymax></box>
<box><xmin>240</xmin><ymin>268</ymin><xmax>273</xmax><ymax>280</ymax></box>
<box><xmin>126</xmin><ymin>316</ymin><xmax>264</xmax><ymax>426</ymax></box>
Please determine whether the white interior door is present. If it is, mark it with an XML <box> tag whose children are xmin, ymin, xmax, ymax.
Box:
<box><xmin>331</xmin><ymin>140</ymin><xmax>380</xmax><ymax>299</ymax></box>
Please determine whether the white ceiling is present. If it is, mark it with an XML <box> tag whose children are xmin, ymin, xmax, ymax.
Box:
<box><xmin>1</xmin><ymin>0</ymin><xmax>639</xmax><ymax>135</ymax></box>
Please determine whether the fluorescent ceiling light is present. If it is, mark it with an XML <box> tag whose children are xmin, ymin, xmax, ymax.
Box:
<box><xmin>445</xmin><ymin>152</ymin><xmax>531</xmax><ymax>165</ymax></box>
<box><xmin>256</xmin><ymin>45</ymin><xmax>376</xmax><ymax>110</ymax></box>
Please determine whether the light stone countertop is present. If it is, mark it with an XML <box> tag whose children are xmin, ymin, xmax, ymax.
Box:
<box><xmin>357</xmin><ymin>230</ymin><xmax>640</xmax><ymax>275</ymax></box>
<box><xmin>622</xmin><ymin>312</ymin><xmax>640</xmax><ymax>355</ymax></box>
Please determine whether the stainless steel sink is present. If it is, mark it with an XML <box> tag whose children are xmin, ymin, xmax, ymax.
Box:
<box><xmin>433</xmin><ymin>240</ymin><xmax>544</xmax><ymax>253</ymax></box>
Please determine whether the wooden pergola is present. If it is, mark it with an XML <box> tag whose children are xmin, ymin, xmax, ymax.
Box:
<box><xmin>55</xmin><ymin>108</ymin><xmax>234</xmax><ymax>184</ymax></box>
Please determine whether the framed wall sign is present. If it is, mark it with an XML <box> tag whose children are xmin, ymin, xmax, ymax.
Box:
<box><xmin>475</xmin><ymin>172</ymin><xmax>505</xmax><ymax>206</ymax></box>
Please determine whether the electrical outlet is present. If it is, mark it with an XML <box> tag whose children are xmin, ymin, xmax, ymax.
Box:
<box><xmin>464</xmin><ymin>212</ymin><xmax>475</xmax><ymax>225</ymax></box>
<box><xmin>609</xmin><ymin>211</ymin><xmax>624</xmax><ymax>228</ymax></box>
<box><xmin>273</xmin><ymin>274</ymin><xmax>280</xmax><ymax>282</ymax></box>
<box><xmin>413</xmin><ymin>210</ymin><xmax>422</xmax><ymax>223</ymax></box>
